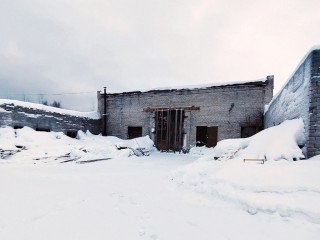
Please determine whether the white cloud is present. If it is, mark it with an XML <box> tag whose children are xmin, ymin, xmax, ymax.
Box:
<box><xmin>0</xmin><ymin>0</ymin><xmax>319</xmax><ymax>110</ymax></box>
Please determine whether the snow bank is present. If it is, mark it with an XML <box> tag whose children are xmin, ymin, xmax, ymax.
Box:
<box><xmin>192</xmin><ymin>119</ymin><xmax>305</xmax><ymax>162</ymax></box>
<box><xmin>0</xmin><ymin>127</ymin><xmax>156</xmax><ymax>163</ymax></box>
<box><xmin>0</xmin><ymin>99</ymin><xmax>100</xmax><ymax>119</ymax></box>
<box><xmin>0</xmin><ymin>127</ymin><xmax>17</xmax><ymax>150</ymax></box>
<box><xmin>173</xmin><ymin>158</ymin><xmax>320</xmax><ymax>224</ymax></box>
<box><xmin>173</xmin><ymin>119</ymin><xmax>320</xmax><ymax>224</ymax></box>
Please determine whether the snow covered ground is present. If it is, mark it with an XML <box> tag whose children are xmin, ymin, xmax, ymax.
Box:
<box><xmin>1</xmin><ymin>122</ymin><xmax>320</xmax><ymax>239</ymax></box>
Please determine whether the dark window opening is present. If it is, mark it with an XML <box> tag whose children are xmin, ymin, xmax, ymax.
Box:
<box><xmin>128</xmin><ymin>127</ymin><xmax>142</xmax><ymax>139</ymax></box>
<box><xmin>66</xmin><ymin>131</ymin><xmax>77</xmax><ymax>138</ymax></box>
<box><xmin>241</xmin><ymin>126</ymin><xmax>257</xmax><ymax>138</ymax></box>
<box><xmin>36</xmin><ymin>127</ymin><xmax>50</xmax><ymax>132</ymax></box>
<box><xmin>196</xmin><ymin>126</ymin><xmax>218</xmax><ymax>147</ymax></box>
<box><xmin>14</xmin><ymin>126</ymin><xmax>23</xmax><ymax>129</ymax></box>
<box><xmin>155</xmin><ymin>109</ymin><xmax>184</xmax><ymax>151</ymax></box>
<box><xmin>196</xmin><ymin>126</ymin><xmax>207</xmax><ymax>147</ymax></box>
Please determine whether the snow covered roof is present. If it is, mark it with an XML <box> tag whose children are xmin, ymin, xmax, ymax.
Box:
<box><xmin>0</xmin><ymin>99</ymin><xmax>100</xmax><ymax>119</ymax></box>
<box><xmin>107</xmin><ymin>77</ymin><xmax>270</xmax><ymax>95</ymax></box>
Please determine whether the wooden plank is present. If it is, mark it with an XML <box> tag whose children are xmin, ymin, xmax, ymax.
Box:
<box><xmin>243</xmin><ymin>158</ymin><xmax>265</xmax><ymax>164</ymax></box>
<box><xmin>143</xmin><ymin>106</ymin><xmax>200</xmax><ymax>112</ymax></box>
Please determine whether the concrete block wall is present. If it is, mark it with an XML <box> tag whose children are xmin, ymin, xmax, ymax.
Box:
<box><xmin>308</xmin><ymin>50</ymin><xmax>320</xmax><ymax>157</ymax></box>
<box><xmin>100</xmin><ymin>77</ymin><xmax>273</xmax><ymax>148</ymax></box>
<box><xmin>264</xmin><ymin>49</ymin><xmax>320</xmax><ymax>158</ymax></box>
<box><xmin>0</xmin><ymin>103</ymin><xmax>102</xmax><ymax>135</ymax></box>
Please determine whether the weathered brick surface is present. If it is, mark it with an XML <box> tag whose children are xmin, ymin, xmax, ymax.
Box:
<box><xmin>264</xmin><ymin>49</ymin><xmax>320</xmax><ymax>158</ymax></box>
<box><xmin>100</xmin><ymin>78</ymin><xmax>273</xmax><ymax>148</ymax></box>
<box><xmin>0</xmin><ymin>103</ymin><xmax>101</xmax><ymax>134</ymax></box>
<box><xmin>308</xmin><ymin>50</ymin><xmax>320</xmax><ymax>157</ymax></box>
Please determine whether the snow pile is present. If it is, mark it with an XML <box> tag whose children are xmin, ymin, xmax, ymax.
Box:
<box><xmin>173</xmin><ymin>158</ymin><xmax>320</xmax><ymax>224</ymax></box>
<box><xmin>0</xmin><ymin>127</ymin><xmax>156</xmax><ymax>163</ymax></box>
<box><xmin>0</xmin><ymin>127</ymin><xmax>17</xmax><ymax>150</ymax></box>
<box><xmin>0</xmin><ymin>99</ymin><xmax>100</xmax><ymax>119</ymax></box>
<box><xmin>193</xmin><ymin>119</ymin><xmax>305</xmax><ymax>162</ymax></box>
<box><xmin>173</xmin><ymin>119</ymin><xmax>320</xmax><ymax>224</ymax></box>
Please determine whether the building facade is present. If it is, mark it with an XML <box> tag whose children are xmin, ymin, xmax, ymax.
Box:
<box><xmin>99</xmin><ymin>76</ymin><xmax>274</xmax><ymax>151</ymax></box>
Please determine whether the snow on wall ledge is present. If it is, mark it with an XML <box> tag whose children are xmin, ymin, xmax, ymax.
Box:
<box><xmin>264</xmin><ymin>46</ymin><xmax>320</xmax><ymax>158</ymax></box>
<box><xmin>0</xmin><ymin>99</ymin><xmax>102</xmax><ymax>134</ymax></box>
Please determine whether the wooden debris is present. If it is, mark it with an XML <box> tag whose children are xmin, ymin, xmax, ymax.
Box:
<box><xmin>60</xmin><ymin>157</ymin><xmax>81</xmax><ymax>163</ymax></box>
<box><xmin>0</xmin><ymin>149</ymin><xmax>22</xmax><ymax>159</ymax></box>
<box><xmin>243</xmin><ymin>158</ymin><xmax>265</xmax><ymax>164</ymax></box>
<box><xmin>76</xmin><ymin>158</ymin><xmax>112</xmax><ymax>164</ymax></box>
<box><xmin>143</xmin><ymin>106</ymin><xmax>200</xmax><ymax>112</ymax></box>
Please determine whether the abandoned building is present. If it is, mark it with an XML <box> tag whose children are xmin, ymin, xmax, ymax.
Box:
<box><xmin>98</xmin><ymin>76</ymin><xmax>274</xmax><ymax>151</ymax></box>
<box><xmin>0</xmin><ymin>100</ymin><xmax>101</xmax><ymax>137</ymax></box>
<box><xmin>1</xmin><ymin>47</ymin><xmax>319</xmax><ymax>157</ymax></box>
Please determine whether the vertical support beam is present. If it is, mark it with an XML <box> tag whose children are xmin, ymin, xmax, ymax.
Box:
<box><xmin>155</xmin><ymin>111</ymin><xmax>158</xmax><ymax>149</ymax></box>
<box><xmin>174</xmin><ymin>109</ymin><xmax>178</xmax><ymax>151</ymax></box>
<box><xmin>103</xmin><ymin>87</ymin><xmax>107</xmax><ymax>136</ymax></box>
<box><xmin>179</xmin><ymin>109</ymin><xmax>183</xmax><ymax>152</ymax></box>
<box><xmin>160</xmin><ymin>111</ymin><xmax>163</xmax><ymax>149</ymax></box>
<box><xmin>166</xmin><ymin>110</ymin><xmax>170</xmax><ymax>151</ymax></box>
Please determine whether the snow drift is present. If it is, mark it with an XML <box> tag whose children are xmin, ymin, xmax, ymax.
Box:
<box><xmin>192</xmin><ymin>119</ymin><xmax>305</xmax><ymax>162</ymax></box>
<box><xmin>0</xmin><ymin>126</ymin><xmax>156</xmax><ymax>164</ymax></box>
<box><xmin>173</xmin><ymin>119</ymin><xmax>320</xmax><ymax>224</ymax></box>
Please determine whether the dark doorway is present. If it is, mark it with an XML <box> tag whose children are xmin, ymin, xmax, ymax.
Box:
<box><xmin>128</xmin><ymin>126</ymin><xmax>142</xmax><ymax>139</ymax></box>
<box><xmin>155</xmin><ymin>109</ymin><xmax>184</xmax><ymax>151</ymax></box>
<box><xmin>196</xmin><ymin>126</ymin><xmax>207</xmax><ymax>146</ymax></box>
<box><xmin>241</xmin><ymin>126</ymin><xmax>257</xmax><ymax>138</ymax></box>
<box><xmin>207</xmin><ymin>127</ymin><xmax>218</xmax><ymax>147</ymax></box>
<box><xmin>196</xmin><ymin>126</ymin><xmax>218</xmax><ymax>147</ymax></box>
<box><xmin>36</xmin><ymin>127</ymin><xmax>50</xmax><ymax>132</ymax></box>
<box><xmin>66</xmin><ymin>131</ymin><xmax>77</xmax><ymax>138</ymax></box>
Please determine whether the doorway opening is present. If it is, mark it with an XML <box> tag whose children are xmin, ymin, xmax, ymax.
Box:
<box><xmin>155</xmin><ymin>109</ymin><xmax>184</xmax><ymax>151</ymax></box>
<box><xmin>196</xmin><ymin>126</ymin><xmax>218</xmax><ymax>147</ymax></box>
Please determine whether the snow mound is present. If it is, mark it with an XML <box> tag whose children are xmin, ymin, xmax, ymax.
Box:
<box><xmin>192</xmin><ymin>119</ymin><xmax>305</xmax><ymax>162</ymax></box>
<box><xmin>0</xmin><ymin>127</ymin><xmax>17</xmax><ymax>150</ymax></box>
<box><xmin>173</xmin><ymin>119</ymin><xmax>319</xmax><ymax>223</ymax></box>
<box><xmin>0</xmin><ymin>127</ymin><xmax>156</xmax><ymax>164</ymax></box>
<box><xmin>173</xmin><ymin>158</ymin><xmax>320</xmax><ymax>224</ymax></box>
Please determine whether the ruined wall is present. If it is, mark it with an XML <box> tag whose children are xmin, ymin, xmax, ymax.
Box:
<box><xmin>100</xmin><ymin>77</ymin><xmax>273</xmax><ymax>148</ymax></box>
<box><xmin>0</xmin><ymin>103</ymin><xmax>102</xmax><ymax>135</ymax></box>
<box><xmin>309</xmin><ymin>50</ymin><xmax>320</xmax><ymax>157</ymax></box>
<box><xmin>264</xmin><ymin>49</ymin><xmax>320</xmax><ymax>158</ymax></box>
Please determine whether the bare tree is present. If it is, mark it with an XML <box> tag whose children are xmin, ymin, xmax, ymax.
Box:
<box><xmin>51</xmin><ymin>100</ymin><xmax>61</xmax><ymax>108</ymax></box>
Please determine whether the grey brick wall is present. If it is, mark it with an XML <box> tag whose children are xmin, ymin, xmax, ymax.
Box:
<box><xmin>0</xmin><ymin>103</ymin><xmax>102</xmax><ymax>135</ymax></box>
<box><xmin>100</xmin><ymin>77</ymin><xmax>273</xmax><ymax>148</ymax></box>
<box><xmin>308</xmin><ymin>50</ymin><xmax>320</xmax><ymax>157</ymax></box>
<box><xmin>264</xmin><ymin>49</ymin><xmax>320</xmax><ymax>158</ymax></box>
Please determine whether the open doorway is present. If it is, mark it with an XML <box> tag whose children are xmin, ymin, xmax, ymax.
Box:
<box><xmin>155</xmin><ymin>109</ymin><xmax>184</xmax><ymax>151</ymax></box>
<box><xmin>196</xmin><ymin>126</ymin><xmax>218</xmax><ymax>147</ymax></box>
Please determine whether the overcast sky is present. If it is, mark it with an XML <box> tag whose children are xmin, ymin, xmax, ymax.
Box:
<box><xmin>0</xmin><ymin>0</ymin><xmax>319</xmax><ymax>110</ymax></box>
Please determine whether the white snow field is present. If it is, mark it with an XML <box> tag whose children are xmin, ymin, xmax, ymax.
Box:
<box><xmin>1</xmin><ymin>120</ymin><xmax>320</xmax><ymax>240</ymax></box>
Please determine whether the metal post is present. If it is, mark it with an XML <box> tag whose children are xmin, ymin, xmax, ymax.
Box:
<box><xmin>160</xmin><ymin>111</ymin><xmax>163</xmax><ymax>150</ymax></box>
<box><xmin>174</xmin><ymin>109</ymin><xmax>178</xmax><ymax>151</ymax></box>
<box><xmin>155</xmin><ymin>111</ymin><xmax>158</xmax><ymax>149</ymax></box>
<box><xmin>166</xmin><ymin>110</ymin><xmax>170</xmax><ymax>151</ymax></box>
<box><xmin>179</xmin><ymin>109</ymin><xmax>183</xmax><ymax>152</ymax></box>
<box><xmin>103</xmin><ymin>87</ymin><xmax>107</xmax><ymax>136</ymax></box>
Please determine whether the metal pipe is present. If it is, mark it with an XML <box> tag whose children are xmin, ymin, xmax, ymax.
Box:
<box><xmin>166</xmin><ymin>110</ymin><xmax>170</xmax><ymax>151</ymax></box>
<box><xmin>179</xmin><ymin>109</ymin><xmax>183</xmax><ymax>152</ymax></box>
<box><xmin>155</xmin><ymin>111</ymin><xmax>158</xmax><ymax>149</ymax></box>
<box><xmin>103</xmin><ymin>87</ymin><xmax>107</xmax><ymax>136</ymax></box>
<box><xmin>160</xmin><ymin>111</ymin><xmax>163</xmax><ymax>150</ymax></box>
<box><xmin>174</xmin><ymin>109</ymin><xmax>178</xmax><ymax>151</ymax></box>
